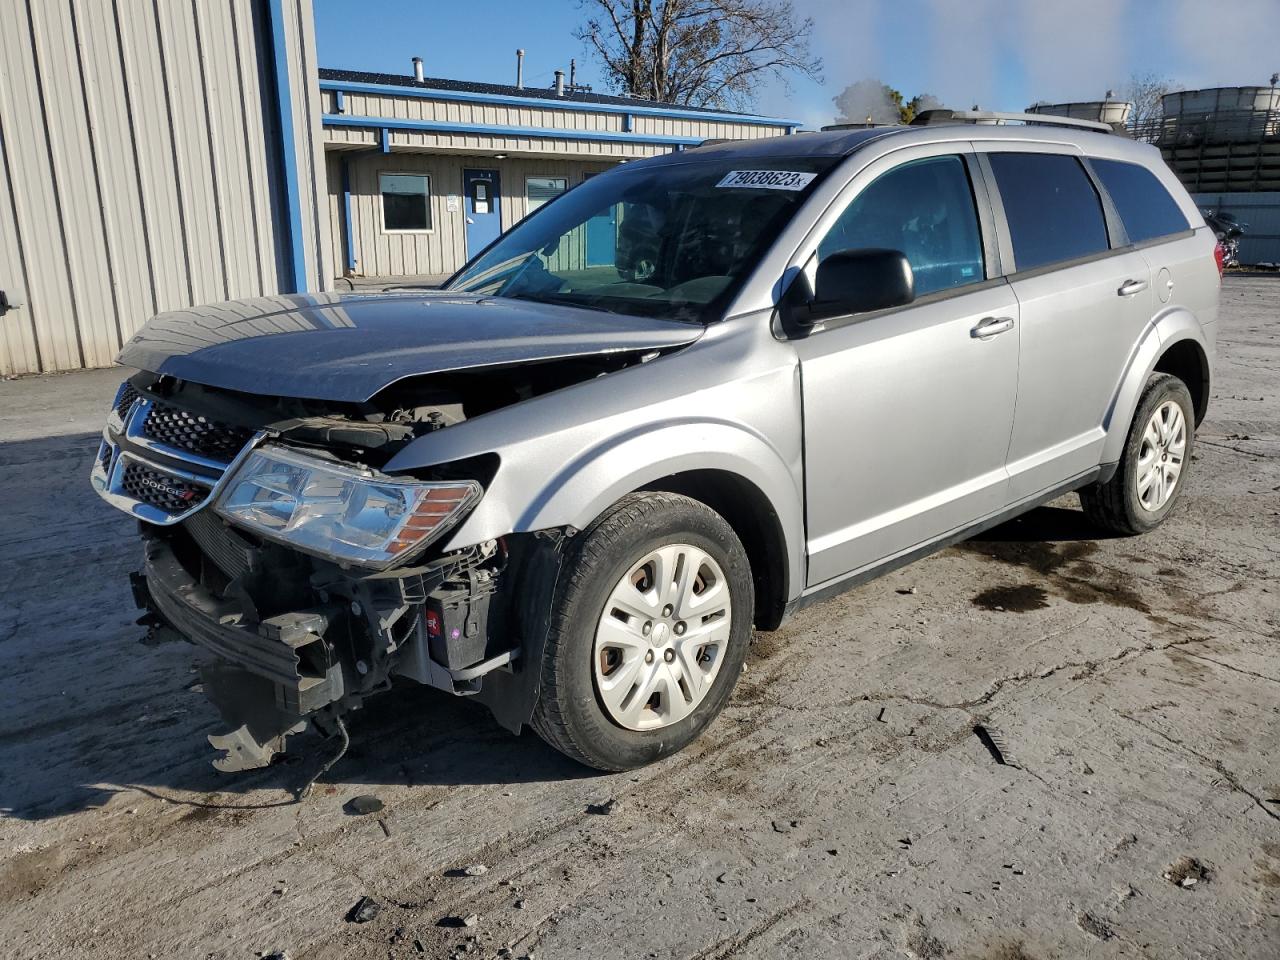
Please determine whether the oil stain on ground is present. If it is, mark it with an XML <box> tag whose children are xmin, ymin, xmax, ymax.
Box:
<box><xmin>971</xmin><ymin>584</ymin><xmax>1050</xmax><ymax>612</ymax></box>
<box><xmin>957</xmin><ymin>533</ymin><xmax>1153</xmax><ymax>615</ymax></box>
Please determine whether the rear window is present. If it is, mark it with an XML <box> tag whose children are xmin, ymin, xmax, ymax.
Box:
<box><xmin>988</xmin><ymin>153</ymin><xmax>1110</xmax><ymax>272</ymax></box>
<box><xmin>1090</xmin><ymin>158</ymin><xmax>1190</xmax><ymax>244</ymax></box>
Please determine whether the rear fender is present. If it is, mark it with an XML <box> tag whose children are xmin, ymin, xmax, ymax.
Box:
<box><xmin>1101</xmin><ymin>308</ymin><xmax>1210</xmax><ymax>464</ymax></box>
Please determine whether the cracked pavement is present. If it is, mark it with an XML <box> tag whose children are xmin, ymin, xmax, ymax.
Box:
<box><xmin>1</xmin><ymin>275</ymin><xmax>1278</xmax><ymax>959</ymax></box>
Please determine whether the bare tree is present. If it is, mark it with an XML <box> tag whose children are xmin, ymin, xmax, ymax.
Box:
<box><xmin>1125</xmin><ymin>71</ymin><xmax>1178</xmax><ymax>124</ymax></box>
<box><xmin>575</xmin><ymin>0</ymin><xmax>822</xmax><ymax>110</ymax></box>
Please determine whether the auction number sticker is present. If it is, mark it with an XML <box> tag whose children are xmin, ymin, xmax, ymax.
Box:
<box><xmin>716</xmin><ymin>170</ymin><xmax>816</xmax><ymax>191</ymax></box>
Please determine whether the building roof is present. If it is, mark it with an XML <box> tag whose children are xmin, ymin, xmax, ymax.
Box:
<box><xmin>318</xmin><ymin>67</ymin><xmax>763</xmax><ymax>118</ymax></box>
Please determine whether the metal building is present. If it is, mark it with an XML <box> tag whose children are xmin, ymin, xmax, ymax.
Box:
<box><xmin>0</xmin><ymin>0</ymin><xmax>331</xmax><ymax>377</ymax></box>
<box><xmin>319</xmin><ymin>65</ymin><xmax>798</xmax><ymax>283</ymax></box>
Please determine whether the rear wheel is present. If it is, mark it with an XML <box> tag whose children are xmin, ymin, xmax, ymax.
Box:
<box><xmin>1080</xmin><ymin>373</ymin><xmax>1195</xmax><ymax>535</ymax></box>
<box><xmin>531</xmin><ymin>492</ymin><xmax>753</xmax><ymax>771</ymax></box>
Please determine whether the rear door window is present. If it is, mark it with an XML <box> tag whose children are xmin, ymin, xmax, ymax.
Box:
<box><xmin>988</xmin><ymin>153</ymin><xmax>1109</xmax><ymax>272</ymax></box>
<box><xmin>818</xmin><ymin>155</ymin><xmax>985</xmax><ymax>297</ymax></box>
<box><xmin>1089</xmin><ymin>158</ymin><xmax>1190</xmax><ymax>244</ymax></box>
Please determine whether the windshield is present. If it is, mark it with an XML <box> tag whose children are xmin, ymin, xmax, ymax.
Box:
<box><xmin>446</xmin><ymin>157</ymin><xmax>837</xmax><ymax>323</ymax></box>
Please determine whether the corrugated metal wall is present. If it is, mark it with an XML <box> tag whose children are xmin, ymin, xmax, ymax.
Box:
<box><xmin>329</xmin><ymin>153</ymin><xmax>617</xmax><ymax>279</ymax></box>
<box><xmin>1193</xmin><ymin>192</ymin><xmax>1280</xmax><ymax>265</ymax></box>
<box><xmin>0</xmin><ymin>0</ymin><xmax>331</xmax><ymax>376</ymax></box>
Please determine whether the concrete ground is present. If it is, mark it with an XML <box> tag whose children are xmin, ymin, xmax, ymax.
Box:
<box><xmin>1</xmin><ymin>276</ymin><xmax>1277</xmax><ymax>960</ymax></box>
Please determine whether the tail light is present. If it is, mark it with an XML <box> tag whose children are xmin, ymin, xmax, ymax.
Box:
<box><xmin>1213</xmin><ymin>241</ymin><xmax>1225</xmax><ymax>278</ymax></box>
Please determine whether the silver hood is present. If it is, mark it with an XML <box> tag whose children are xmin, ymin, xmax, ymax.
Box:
<box><xmin>116</xmin><ymin>291</ymin><xmax>704</xmax><ymax>403</ymax></box>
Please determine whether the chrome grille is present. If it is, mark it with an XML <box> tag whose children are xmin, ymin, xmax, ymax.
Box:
<box><xmin>142</xmin><ymin>402</ymin><xmax>254</xmax><ymax>462</ymax></box>
<box><xmin>92</xmin><ymin>391</ymin><xmax>265</xmax><ymax>527</ymax></box>
<box><xmin>121</xmin><ymin>461</ymin><xmax>211</xmax><ymax>514</ymax></box>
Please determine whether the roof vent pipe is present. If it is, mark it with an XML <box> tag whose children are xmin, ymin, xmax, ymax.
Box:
<box><xmin>516</xmin><ymin>49</ymin><xmax>525</xmax><ymax>89</ymax></box>
<box><xmin>411</xmin><ymin>56</ymin><xmax>424</xmax><ymax>83</ymax></box>
<box><xmin>554</xmin><ymin>69</ymin><xmax>565</xmax><ymax>97</ymax></box>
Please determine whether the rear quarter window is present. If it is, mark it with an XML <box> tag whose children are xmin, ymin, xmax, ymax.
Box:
<box><xmin>988</xmin><ymin>153</ymin><xmax>1110</xmax><ymax>272</ymax></box>
<box><xmin>1089</xmin><ymin>158</ymin><xmax>1190</xmax><ymax>244</ymax></box>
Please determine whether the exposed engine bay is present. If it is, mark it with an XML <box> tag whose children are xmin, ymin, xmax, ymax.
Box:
<box><xmin>97</xmin><ymin>354</ymin><xmax>655</xmax><ymax>772</ymax></box>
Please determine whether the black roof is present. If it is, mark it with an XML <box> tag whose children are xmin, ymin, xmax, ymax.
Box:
<box><xmin>318</xmin><ymin>67</ymin><xmax>778</xmax><ymax>119</ymax></box>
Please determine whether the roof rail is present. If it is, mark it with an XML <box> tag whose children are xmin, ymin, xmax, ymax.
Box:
<box><xmin>911</xmin><ymin>109</ymin><xmax>1119</xmax><ymax>135</ymax></box>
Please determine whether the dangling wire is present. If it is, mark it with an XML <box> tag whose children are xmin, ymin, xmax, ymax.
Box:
<box><xmin>295</xmin><ymin>714</ymin><xmax>349</xmax><ymax>802</ymax></box>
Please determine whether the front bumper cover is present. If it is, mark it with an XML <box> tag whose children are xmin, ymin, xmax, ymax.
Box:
<box><xmin>138</xmin><ymin>536</ymin><xmax>346</xmax><ymax>769</ymax></box>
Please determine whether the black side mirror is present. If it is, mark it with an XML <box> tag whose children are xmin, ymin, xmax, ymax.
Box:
<box><xmin>783</xmin><ymin>249</ymin><xmax>915</xmax><ymax>330</ymax></box>
<box><xmin>814</xmin><ymin>248</ymin><xmax>914</xmax><ymax>317</ymax></box>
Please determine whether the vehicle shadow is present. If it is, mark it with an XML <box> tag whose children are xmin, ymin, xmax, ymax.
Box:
<box><xmin>0</xmin><ymin>432</ymin><xmax>591</xmax><ymax>824</ymax></box>
<box><xmin>969</xmin><ymin>503</ymin><xmax>1121</xmax><ymax>544</ymax></box>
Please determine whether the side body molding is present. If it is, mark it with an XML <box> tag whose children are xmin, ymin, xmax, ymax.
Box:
<box><xmin>1100</xmin><ymin>306</ymin><xmax>1213</xmax><ymax>465</ymax></box>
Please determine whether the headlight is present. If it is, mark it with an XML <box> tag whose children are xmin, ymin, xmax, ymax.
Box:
<box><xmin>215</xmin><ymin>445</ymin><xmax>481</xmax><ymax>569</ymax></box>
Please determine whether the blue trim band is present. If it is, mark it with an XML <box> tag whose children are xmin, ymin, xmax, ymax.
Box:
<box><xmin>266</xmin><ymin>0</ymin><xmax>307</xmax><ymax>293</ymax></box>
<box><xmin>325</xmin><ymin>113</ymin><xmax>705</xmax><ymax>147</ymax></box>
<box><xmin>340</xmin><ymin>155</ymin><xmax>356</xmax><ymax>273</ymax></box>
<box><xmin>318</xmin><ymin>79</ymin><xmax>798</xmax><ymax>128</ymax></box>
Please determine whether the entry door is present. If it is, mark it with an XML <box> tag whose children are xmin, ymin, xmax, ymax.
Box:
<box><xmin>796</xmin><ymin>152</ymin><xmax>1019</xmax><ymax>587</ymax></box>
<box><xmin>981</xmin><ymin>150</ymin><xmax>1156</xmax><ymax>500</ymax></box>
<box><xmin>463</xmin><ymin>169</ymin><xmax>502</xmax><ymax>259</ymax></box>
<box><xmin>799</xmin><ymin>285</ymin><xmax>1020</xmax><ymax>585</ymax></box>
<box><xmin>1003</xmin><ymin>251</ymin><xmax>1153</xmax><ymax>499</ymax></box>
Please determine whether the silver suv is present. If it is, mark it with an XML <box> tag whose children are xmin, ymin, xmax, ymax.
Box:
<box><xmin>93</xmin><ymin>114</ymin><xmax>1219</xmax><ymax>773</ymax></box>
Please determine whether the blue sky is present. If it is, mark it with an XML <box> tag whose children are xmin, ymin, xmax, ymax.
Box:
<box><xmin>315</xmin><ymin>0</ymin><xmax>1280</xmax><ymax>128</ymax></box>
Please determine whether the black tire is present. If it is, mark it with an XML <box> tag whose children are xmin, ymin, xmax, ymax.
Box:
<box><xmin>531</xmin><ymin>492</ymin><xmax>754</xmax><ymax>771</ymax></box>
<box><xmin>1079</xmin><ymin>372</ymin><xmax>1195</xmax><ymax>535</ymax></box>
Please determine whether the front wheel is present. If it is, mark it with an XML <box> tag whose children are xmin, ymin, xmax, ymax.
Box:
<box><xmin>1080</xmin><ymin>372</ymin><xmax>1195</xmax><ymax>535</ymax></box>
<box><xmin>531</xmin><ymin>492</ymin><xmax>754</xmax><ymax>771</ymax></box>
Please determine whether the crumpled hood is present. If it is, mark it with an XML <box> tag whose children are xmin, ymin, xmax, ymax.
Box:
<box><xmin>117</xmin><ymin>291</ymin><xmax>704</xmax><ymax>403</ymax></box>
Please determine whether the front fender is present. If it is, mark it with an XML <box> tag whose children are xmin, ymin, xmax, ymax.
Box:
<box><xmin>382</xmin><ymin>313</ymin><xmax>807</xmax><ymax>602</ymax></box>
<box><xmin>1101</xmin><ymin>307</ymin><xmax>1211</xmax><ymax>465</ymax></box>
<box><xmin>457</xmin><ymin>417</ymin><xmax>804</xmax><ymax>606</ymax></box>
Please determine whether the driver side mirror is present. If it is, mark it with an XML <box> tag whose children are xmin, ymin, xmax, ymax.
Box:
<box><xmin>782</xmin><ymin>248</ymin><xmax>915</xmax><ymax>331</ymax></box>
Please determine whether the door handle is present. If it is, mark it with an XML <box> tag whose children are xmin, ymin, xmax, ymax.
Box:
<box><xmin>970</xmin><ymin>316</ymin><xmax>1014</xmax><ymax>339</ymax></box>
<box><xmin>1117</xmin><ymin>278</ymin><xmax>1148</xmax><ymax>297</ymax></box>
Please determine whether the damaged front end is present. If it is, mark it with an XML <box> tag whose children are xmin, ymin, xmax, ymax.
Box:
<box><xmin>93</xmin><ymin>372</ymin><xmax>567</xmax><ymax>772</ymax></box>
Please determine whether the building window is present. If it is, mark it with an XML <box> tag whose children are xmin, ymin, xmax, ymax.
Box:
<box><xmin>527</xmin><ymin>177</ymin><xmax>568</xmax><ymax>211</ymax></box>
<box><xmin>380</xmin><ymin>173</ymin><xmax>431</xmax><ymax>231</ymax></box>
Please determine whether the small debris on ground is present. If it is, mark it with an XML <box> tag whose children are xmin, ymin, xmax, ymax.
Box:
<box><xmin>1164</xmin><ymin>856</ymin><xmax>1210</xmax><ymax>888</ymax></box>
<box><xmin>973</xmin><ymin>724</ymin><xmax>1022</xmax><ymax>769</ymax></box>
<box><xmin>586</xmin><ymin>798</ymin><xmax>619</xmax><ymax>815</ymax></box>
<box><xmin>438</xmin><ymin>913</ymin><xmax>481</xmax><ymax>928</ymax></box>
<box><xmin>346</xmin><ymin>896</ymin><xmax>381</xmax><ymax>923</ymax></box>
<box><xmin>772</xmin><ymin>819</ymin><xmax>800</xmax><ymax>833</ymax></box>
<box><xmin>896</xmin><ymin>586</ymin><xmax>918</xmax><ymax>595</ymax></box>
<box><xmin>378</xmin><ymin>818</ymin><xmax>392</xmax><ymax>838</ymax></box>
<box><xmin>1077</xmin><ymin>912</ymin><xmax>1115</xmax><ymax>940</ymax></box>
<box><xmin>344</xmin><ymin>795</ymin><xmax>384</xmax><ymax>815</ymax></box>
<box><xmin>463</xmin><ymin>863</ymin><xmax>488</xmax><ymax>876</ymax></box>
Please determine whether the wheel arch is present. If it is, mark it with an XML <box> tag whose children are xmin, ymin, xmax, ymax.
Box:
<box><xmin>640</xmin><ymin>469</ymin><xmax>791</xmax><ymax>631</ymax></box>
<box><xmin>1153</xmin><ymin>336</ymin><xmax>1210</xmax><ymax>426</ymax></box>
<box><xmin>1102</xmin><ymin>311</ymin><xmax>1212</xmax><ymax>464</ymax></box>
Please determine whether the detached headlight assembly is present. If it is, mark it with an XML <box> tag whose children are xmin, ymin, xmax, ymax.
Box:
<box><xmin>215</xmin><ymin>445</ymin><xmax>481</xmax><ymax>569</ymax></box>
